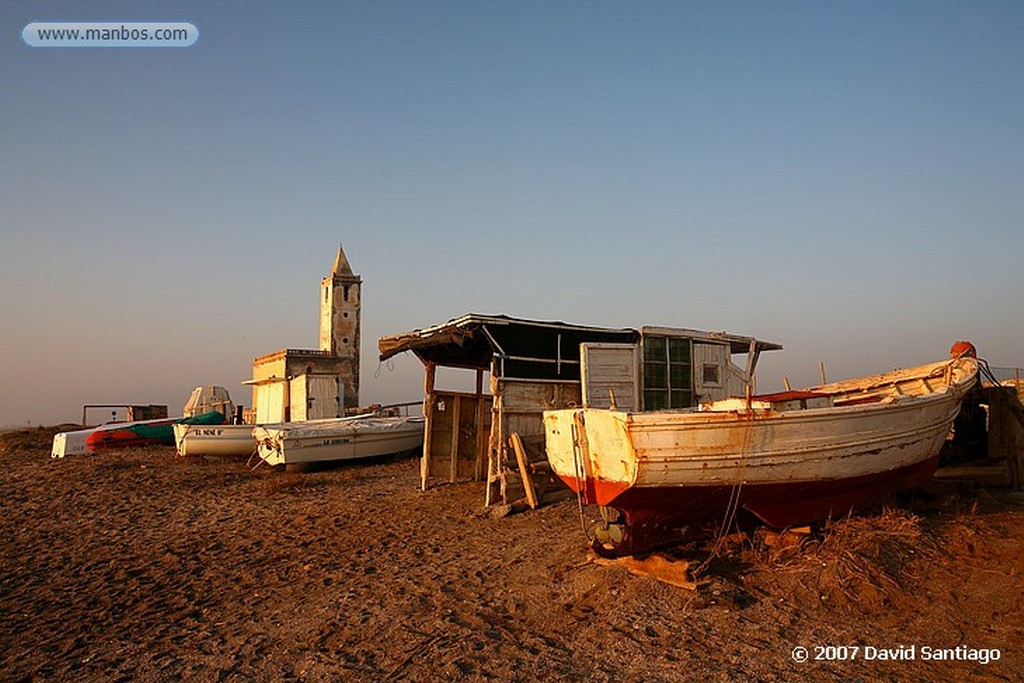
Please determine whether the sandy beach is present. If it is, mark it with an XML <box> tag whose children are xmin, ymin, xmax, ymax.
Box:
<box><xmin>2</xmin><ymin>425</ymin><xmax>1021</xmax><ymax>682</ymax></box>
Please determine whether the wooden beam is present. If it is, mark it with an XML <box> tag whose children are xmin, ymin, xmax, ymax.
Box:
<box><xmin>745</xmin><ymin>337</ymin><xmax>758</xmax><ymax>386</ymax></box>
<box><xmin>933</xmin><ymin>464</ymin><xmax>1012</xmax><ymax>487</ymax></box>
<box><xmin>592</xmin><ymin>554</ymin><xmax>697</xmax><ymax>590</ymax></box>
<box><xmin>420</xmin><ymin>361</ymin><xmax>436</xmax><ymax>492</ymax></box>
<box><xmin>474</xmin><ymin>368</ymin><xmax>487</xmax><ymax>481</ymax></box>
<box><xmin>485</xmin><ymin>391</ymin><xmax>501</xmax><ymax>507</ymax></box>
<box><xmin>510</xmin><ymin>432</ymin><xmax>538</xmax><ymax>509</ymax></box>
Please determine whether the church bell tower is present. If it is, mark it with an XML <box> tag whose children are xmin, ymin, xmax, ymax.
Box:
<box><xmin>320</xmin><ymin>244</ymin><xmax>361</xmax><ymax>409</ymax></box>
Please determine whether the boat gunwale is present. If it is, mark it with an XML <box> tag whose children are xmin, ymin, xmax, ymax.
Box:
<box><xmin>571</xmin><ymin>358</ymin><xmax>976</xmax><ymax>426</ymax></box>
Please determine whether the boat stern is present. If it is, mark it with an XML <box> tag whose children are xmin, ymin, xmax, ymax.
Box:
<box><xmin>543</xmin><ymin>408</ymin><xmax>637</xmax><ymax>507</ymax></box>
<box><xmin>253</xmin><ymin>425</ymin><xmax>286</xmax><ymax>466</ymax></box>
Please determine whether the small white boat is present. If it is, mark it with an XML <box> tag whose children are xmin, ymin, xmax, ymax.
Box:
<box><xmin>173</xmin><ymin>423</ymin><xmax>257</xmax><ymax>458</ymax></box>
<box><xmin>254</xmin><ymin>415</ymin><xmax>425</xmax><ymax>468</ymax></box>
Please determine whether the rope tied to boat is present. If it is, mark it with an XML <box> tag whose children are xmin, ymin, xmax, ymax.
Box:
<box><xmin>693</xmin><ymin>399</ymin><xmax>755</xmax><ymax>577</ymax></box>
<box><xmin>569</xmin><ymin>411</ymin><xmax>594</xmax><ymax>541</ymax></box>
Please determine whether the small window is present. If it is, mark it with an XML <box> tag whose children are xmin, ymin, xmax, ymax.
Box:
<box><xmin>702</xmin><ymin>363</ymin><xmax>720</xmax><ymax>385</ymax></box>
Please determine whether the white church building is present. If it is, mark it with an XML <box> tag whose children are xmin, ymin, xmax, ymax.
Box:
<box><xmin>245</xmin><ymin>245</ymin><xmax>362</xmax><ymax>423</ymax></box>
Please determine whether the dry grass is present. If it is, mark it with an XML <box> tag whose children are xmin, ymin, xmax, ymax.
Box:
<box><xmin>816</xmin><ymin>508</ymin><xmax>933</xmax><ymax>589</ymax></box>
<box><xmin>0</xmin><ymin>424</ymin><xmax>81</xmax><ymax>456</ymax></box>
<box><xmin>744</xmin><ymin>507</ymin><xmax>939</xmax><ymax>610</ymax></box>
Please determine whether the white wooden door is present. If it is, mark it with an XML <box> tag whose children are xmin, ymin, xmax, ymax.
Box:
<box><xmin>289</xmin><ymin>376</ymin><xmax>309</xmax><ymax>421</ymax></box>
<box><xmin>306</xmin><ymin>375</ymin><xmax>341</xmax><ymax>419</ymax></box>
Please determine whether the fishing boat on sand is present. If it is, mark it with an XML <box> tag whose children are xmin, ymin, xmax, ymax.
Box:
<box><xmin>173</xmin><ymin>423</ymin><xmax>258</xmax><ymax>458</ymax></box>
<box><xmin>254</xmin><ymin>415</ymin><xmax>425</xmax><ymax>469</ymax></box>
<box><xmin>543</xmin><ymin>343</ymin><xmax>979</xmax><ymax>556</ymax></box>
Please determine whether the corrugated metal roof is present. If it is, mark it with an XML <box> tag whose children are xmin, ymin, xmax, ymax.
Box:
<box><xmin>378</xmin><ymin>313</ymin><xmax>782</xmax><ymax>375</ymax></box>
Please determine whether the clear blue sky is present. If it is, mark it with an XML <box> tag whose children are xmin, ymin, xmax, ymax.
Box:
<box><xmin>2</xmin><ymin>1</ymin><xmax>1022</xmax><ymax>426</ymax></box>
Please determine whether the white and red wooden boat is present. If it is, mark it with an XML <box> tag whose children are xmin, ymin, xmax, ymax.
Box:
<box><xmin>544</xmin><ymin>344</ymin><xmax>979</xmax><ymax>556</ymax></box>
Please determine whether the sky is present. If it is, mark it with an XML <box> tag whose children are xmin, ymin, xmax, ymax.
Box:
<box><xmin>2</xmin><ymin>1</ymin><xmax>1022</xmax><ymax>427</ymax></box>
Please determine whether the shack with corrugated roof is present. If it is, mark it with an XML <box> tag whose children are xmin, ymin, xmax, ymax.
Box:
<box><xmin>378</xmin><ymin>314</ymin><xmax>781</xmax><ymax>505</ymax></box>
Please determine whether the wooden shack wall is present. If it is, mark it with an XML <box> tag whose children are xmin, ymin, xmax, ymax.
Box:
<box><xmin>420</xmin><ymin>363</ymin><xmax>494</xmax><ymax>489</ymax></box>
<box><xmin>423</xmin><ymin>390</ymin><xmax>493</xmax><ymax>484</ymax></box>
<box><xmin>987</xmin><ymin>386</ymin><xmax>1024</xmax><ymax>490</ymax></box>
<box><xmin>496</xmin><ymin>379</ymin><xmax>580</xmax><ymax>448</ymax></box>
<box><xmin>488</xmin><ymin>378</ymin><xmax>581</xmax><ymax>504</ymax></box>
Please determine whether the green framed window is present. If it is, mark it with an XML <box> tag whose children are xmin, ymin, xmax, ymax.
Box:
<box><xmin>642</xmin><ymin>335</ymin><xmax>693</xmax><ymax>409</ymax></box>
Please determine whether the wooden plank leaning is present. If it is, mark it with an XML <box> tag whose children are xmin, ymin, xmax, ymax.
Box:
<box><xmin>510</xmin><ymin>432</ymin><xmax>538</xmax><ymax>509</ymax></box>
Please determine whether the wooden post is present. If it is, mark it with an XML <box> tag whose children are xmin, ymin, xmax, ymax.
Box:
<box><xmin>745</xmin><ymin>338</ymin><xmax>759</xmax><ymax>388</ymax></box>
<box><xmin>496</xmin><ymin>390</ymin><xmax>507</xmax><ymax>504</ymax></box>
<box><xmin>474</xmin><ymin>368</ymin><xmax>487</xmax><ymax>481</ymax></box>
<box><xmin>485</xmin><ymin>388</ymin><xmax>501</xmax><ymax>507</ymax></box>
<box><xmin>819</xmin><ymin>361</ymin><xmax>827</xmax><ymax>385</ymax></box>
<box><xmin>420</xmin><ymin>361</ymin><xmax>436</xmax><ymax>491</ymax></box>
<box><xmin>1016</xmin><ymin>370</ymin><xmax>1024</xmax><ymax>491</ymax></box>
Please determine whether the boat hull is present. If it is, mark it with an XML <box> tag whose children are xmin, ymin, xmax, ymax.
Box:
<box><xmin>51</xmin><ymin>428</ymin><xmax>96</xmax><ymax>458</ymax></box>
<box><xmin>86</xmin><ymin>412</ymin><xmax>227</xmax><ymax>451</ymax></box>
<box><xmin>173</xmin><ymin>423</ymin><xmax>257</xmax><ymax>458</ymax></box>
<box><xmin>556</xmin><ymin>453</ymin><xmax>941</xmax><ymax>555</ymax></box>
<box><xmin>254</xmin><ymin>416</ymin><xmax>425</xmax><ymax>467</ymax></box>
<box><xmin>545</xmin><ymin>355</ymin><xmax>977</xmax><ymax>555</ymax></box>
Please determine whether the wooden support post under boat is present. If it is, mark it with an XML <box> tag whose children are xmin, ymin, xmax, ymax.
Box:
<box><xmin>420</xmin><ymin>361</ymin><xmax>436</xmax><ymax>492</ymax></box>
<box><xmin>510</xmin><ymin>432</ymin><xmax>538</xmax><ymax>509</ymax></box>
